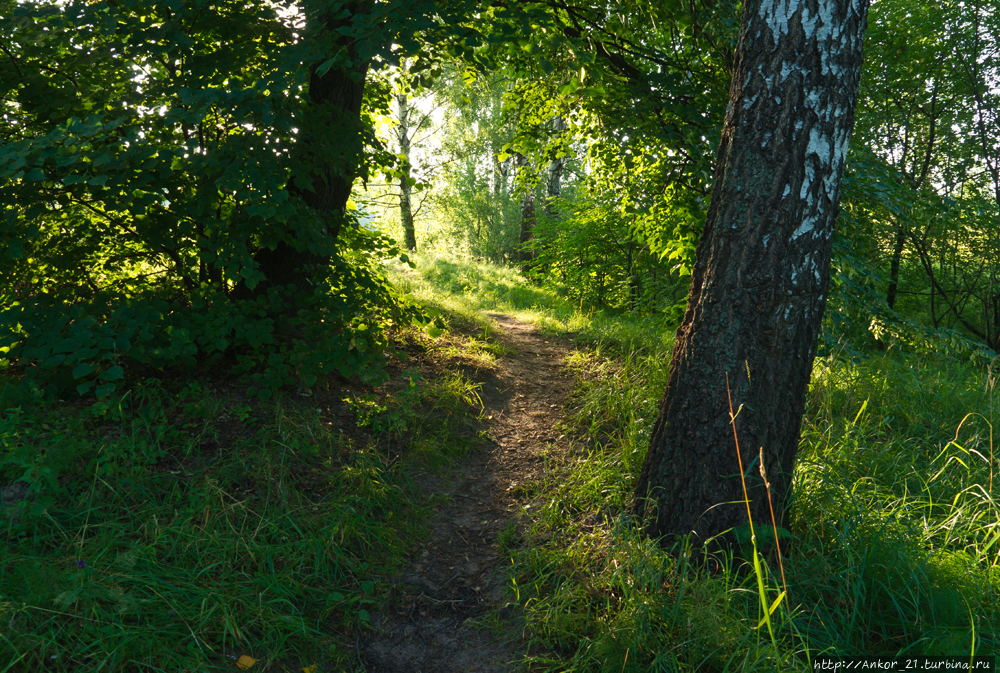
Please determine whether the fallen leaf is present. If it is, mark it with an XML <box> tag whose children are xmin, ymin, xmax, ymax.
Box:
<box><xmin>303</xmin><ymin>666</ymin><xmax>318</xmax><ymax>673</ymax></box>
<box><xmin>237</xmin><ymin>655</ymin><xmax>256</xmax><ymax>669</ymax></box>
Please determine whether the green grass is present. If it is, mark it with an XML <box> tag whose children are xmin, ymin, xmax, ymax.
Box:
<box><xmin>404</xmin><ymin>252</ymin><xmax>1000</xmax><ymax>670</ymax></box>
<box><xmin>1</xmin><ymin>382</ymin><xmax>395</xmax><ymax>670</ymax></box>
<box><xmin>0</xmin><ymin>330</ymin><xmax>488</xmax><ymax>672</ymax></box>
<box><xmin>388</xmin><ymin>251</ymin><xmax>677</xmax><ymax>351</ymax></box>
<box><xmin>7</xmin><ymin>250</ymin><xmax>998</xmax><ymax>671</ymax></box>
<box><xmin>387</xmin><ymin>252</ymin><xmax>585</xmax><ymax>334</ymax></box>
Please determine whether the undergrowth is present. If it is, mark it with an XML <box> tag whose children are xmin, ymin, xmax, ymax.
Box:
<box><xmin>408</xmin><ymin>252</ymin><xmax>1000</xmax><ymax>671</ymax></box>
<box><xmin>7</xmin><ymin>249</ymin><xmax>998</xmax><ymax>671</ymax></box>
<box><xmin>0</xmin><ymin>325</ymin><xmax>489</xmax><ymax>671</ymax></box>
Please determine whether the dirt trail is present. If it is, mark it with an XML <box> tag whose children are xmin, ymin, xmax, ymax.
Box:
<box><xmin>361</xmin><ymin>313</ymin><xmax>576</xmax><ymax>672</ymax></box>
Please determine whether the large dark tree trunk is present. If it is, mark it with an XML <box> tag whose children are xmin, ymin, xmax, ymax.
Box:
<box><xmin>244</xmin><ymin>2</ymin><xmax>373</xmax><ymax>296</ymax></box>
<box><xmin>633</xmin><ymin>0</ymin><xmax>870</xmax><ymax>545</ymax></box>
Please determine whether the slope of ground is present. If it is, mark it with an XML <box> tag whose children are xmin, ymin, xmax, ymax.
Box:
<box><xmin>362</xmin><ymin>313</ymin><xmax>576</xmax><ymax>672</ymax></box>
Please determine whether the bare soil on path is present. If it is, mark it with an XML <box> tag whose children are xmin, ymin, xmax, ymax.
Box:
<box><xmin>361</xmin><ymin>313</ymin><xmax>577</xmax><ymax>672</ymax></box>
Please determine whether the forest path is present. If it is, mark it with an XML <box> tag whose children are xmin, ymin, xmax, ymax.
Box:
<box><xmin>361</xmin><ymin>313</ymin><xmax>577</xmax><ymax>672</ymax></box>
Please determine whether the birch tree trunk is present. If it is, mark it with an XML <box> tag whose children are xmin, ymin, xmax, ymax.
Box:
<box><xmin>633</xmin><ymin>0</ymin><xmax>870</xmax><ymax>544</ymax></box>
<box><xmin>545</xmin><ymin>115</ymin><xmax>567</xmax><ymax>218</ymax></box>
<box><xmin>397</xmin><ymin>89</ymin><xmax>417</xmax><ymax>251</ymax></box>
<box><xmin>516</xmin><ymin>153</ymin><xmax>536</xmax><ymax>265</ymax></box>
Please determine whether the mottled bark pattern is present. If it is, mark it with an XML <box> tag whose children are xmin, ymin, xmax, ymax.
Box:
<box><xmin>397</xmin><ymin>91</ymin><xmax>416</xmax><ymax>251</ymax></box>
<box><xmin>634</xmin><ymin>0</ymin><xmax>870</xmax><ymax>543</ymax></box>
<box><xmin>545</xmin><ymin>115</ymin><xmax>567</xmax><ymax>218</ymax></box>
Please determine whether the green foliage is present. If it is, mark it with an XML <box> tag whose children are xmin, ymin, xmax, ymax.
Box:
<box><xmin>1</xmin><ymin>231</ymin><xmax>417</xmax><ymax>398</ymax></box>
<box><xmin>531</xmin><ymin>195</ymin><xmax>691</xmax><ymax>316</ymax></box>
<box><xmin>418</xmin><ymin>68</ymin><xmax>524</xmax><ymax>260</ymax></box>
<box><xmin>822</xmin><ymin>147</ymin><xmax>1000</xmax><ymax>362</ymax></box>
<box><xmin>397</xmin><ymin>0</ymin><xmax>735</xmax><ymax>314</ymax></box>
<box><xmin>0</xmin><ymin>0</ymin><xmax>305</xmax><ymax>295</ymax></box>
<box><xmin>832</xmin><ymin>0</ymin><xmax>1000</xmax><ymax>353</ymax></box>
<box><xmin>0</xmin><ymin>0</ymin><xmax>480</xmax><ymax>398</ymax></box>
<box><xmin>475</xmin><ymin>0</ymin><xmax>735</xmax><ymax>304</ymax></box>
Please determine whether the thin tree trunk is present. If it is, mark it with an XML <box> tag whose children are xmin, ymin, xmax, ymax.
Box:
<box><xmin>493</xmin><ymin>147</ymin><xmax>504</xmax><ymax>201</ymax></box>
<box><xmin>397</xmin><ymin>89</ymin><xmax>417</xmax><ymax>251</ymax></box>
<box><xmin>545</xmin><ymin>115</ymin><xmax>567</xmax><ymax>218</ymax></box>
<box><xmin>886</xmin><ymin>222</ymin><xmax>905</xmax><ymax>309</ymax></box>
<box><xmin>633</xmin><ymin>0</ymin><xmax>870</xmax><ymax>545</ymax></box>
<box><xmin>519</xmin><ymin>189</ymin><xmax>536</xmax><ymax>264</ymax></box>
<box><xmin>516</xmin><ymin>153</ymin><xmax>536</xmax><ymax>267</ymax></box>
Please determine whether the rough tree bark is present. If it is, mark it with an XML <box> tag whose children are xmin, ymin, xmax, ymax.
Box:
<box><xmin>633</xmin><ymin>0</ymin><xmax>870</xmax><ymax>544</ymax></box>
<box><xmin>245</xmin><ymin>1</ymin><xmax>373</xmax><ymax>296</ymax></box>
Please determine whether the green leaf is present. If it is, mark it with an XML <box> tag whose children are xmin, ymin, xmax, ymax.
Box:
<box><xmin>101</xmin><ymin>365</ymin><xmax>124</xmax><ymax>381</ymax></box>
<box><xmin>26</xmin><ymin>168</ymin><xmax>46</xmax><ymax>181</ymax></box>
<box><xmin>315</xmin><ymin>58</ymin><xmax>337</xmax><ymax>78</ymax></box>
<box><xmin>95</xmin><ymin>383</ymin><xmax>117</xmax><ymax>397</ymax></box>
<box><xmin>757</xmin><ymin>591</ymin><xmax>786</xmax><ymax>628</ymax></box>
<box><xmin>558</xmin><ymin>80</ymin><xmax>580</xmax><ymax>95</ymax></box>
<box><xmin>72</xmin><ymin>362</ymin><xmax>96</xmax><ymax>379</ymax></box>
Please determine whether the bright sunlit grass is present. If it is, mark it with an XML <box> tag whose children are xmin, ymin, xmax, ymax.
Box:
<box><xmin>386</xmin><ymin>251</ymin><xmax>587</xmax><ymax>334</ymax></box>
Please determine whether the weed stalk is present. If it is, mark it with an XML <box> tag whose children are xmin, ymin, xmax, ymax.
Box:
<box><xmin>726</xmin><ymin>373</ymin><xmax>783</xmax><ymax>651</ymax></box>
